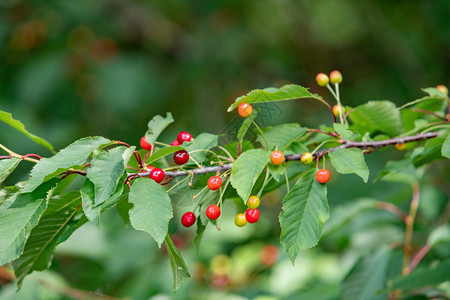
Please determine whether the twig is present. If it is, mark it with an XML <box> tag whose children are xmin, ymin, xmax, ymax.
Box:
<box><xmin>409</xmin><ymin>243</ymin><xmax>431</xmax><ymax>273</ymax></box>
<box><xmin>308</xmin><ymin>128</ymin><xmax>339</xmax><ymax>138</ymax></box>
<box><xmin>376</xmin><ymin>201</ymin><xmax>407</xmax><ymax>222</ymax></box>
<box><xmin>129</xmin><ymin>131</ymin><xmax>440</xmax><ymax>179</ymax></box>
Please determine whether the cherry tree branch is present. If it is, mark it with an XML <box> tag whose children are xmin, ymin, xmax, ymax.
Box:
<box><xmin>131</xmin><ymin>131</ymin><xmax>441</xmax><ymax>179</ymax></box>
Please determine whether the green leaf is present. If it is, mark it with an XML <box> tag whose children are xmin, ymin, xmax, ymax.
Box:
<box><xmin>0</xmin><ymin>158</ymin><xmax>20</xmax><ymax>186</ymax></box>
<box><xmin>230</xmin><ymin>149</ymin><xmax>270</xmax><ymax>202</ymax></box>
<box><xmin>23</xmin><ymin>137</ymin><xmax>111</xmax><ymax>193</ymax></box>
<box><xmin>81</xmin><ymin>175</ymin><xmax>126</xmax><ymax>228</ymax></box>
<box><xmin>13</xmin><ymin>193</ymin><xmax>82</xmax><ymax>289</ymax></box>
<box><xmin>428</xmin><ymin>225</ymin><xmax>450</xmax><ymax>247</ymax></box>
<box><xmin>194</xmin><ymin>221</ymin><xmax>206</xmax><ymax>252</ymax></box>
<box><xmin>237</xmin><ymin>111</ymin><xmax>257</xmax><ymax>141</ymax></box>
<box><xmin>442</xmin><ymin>134</ymin><xmax>450</xmax><ymax>158</ymax></box>
<box><xmin>0</xmin><ymin>110</ymin><xmax>54</xmax><ymax>152</ymax></box>
<box><xmin>349</xmin><ymin>101</ymin><xmax>403</xmax><ymax>137</ymax></box>
<box><xmin>333</xmin><ymin>123</ymin><xmax>360</xmax><ymax>140</ymax></box>
<box><xmin>279</xmin><ymin>168</ymin><xmax>329</xmax><ymax>263</ymax></box>
<box><xmin>268</xmin><ymin>162</ymin><xmax>285</xmax><ymax>182</ymax></box>
<box><xmin>147</xmin><ymin>146</ymin><xmax>184</xmax><ymax>164</ymax></box>
<box><xmin>227</xmin><ymin>84</ymin><xmax>320</xmax><ymax>112</ymax></box>
<box><xmin>128</xmin><ymin>178</ymin><xmax>173</xmax><ymax>247</ymax></box>
<box><xmin>0</xmin><ymin>179</ymin><xmax>58</xmax><ymax>266</ymax></box>
<box><xmin>375</xmin><ymin>158</ymin><xmax>417</xmax><ymax>184</ymax></box>
<box><xmin>86</xmin><ymin>146</ymin><xmax>133</xmax><ymax>206</ymax></box>
<box><xmin>145</xmin><ymin>113</ymin><xmax>174</xmax><ymax>145</ymax></box>
<box><xmin>184</xmin><ymin>133</ymin><xmax>218</xmax><ymax>163</ymax></box>
<box><xmin>389</xmin><ymin>259</ymin><xmax>450</xmax><ymax>292</ymax></box>
<box><xmin>323</xmin><ymin>198</ymin><xmax>378</xmax><ymax>237</ymax></box>
<box><xmin>164</xmin><ymin>234</ymin><xmax>190</xmax><ymax>292</ymax></box>
<box><xmin>341</xmin><ymin>247</ymin><xmax>391</xmax><ymax>300</ymax></box>
<box><xmin>329</xmin><ymin>148</ymin><xmax>369</xmax><ymax>183</ymax></box>
<box><xmin>257</xmin><ymin>123</ymin><xmax>307</xmax><ymax>151</ymax></box>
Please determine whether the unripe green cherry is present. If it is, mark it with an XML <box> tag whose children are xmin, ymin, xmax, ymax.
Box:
<box><xmin>301</xmin><ymin>152</ymin><xmax>313</xmax><ymax>165</ymax></box>
<box><xmin>316</xmin><ymin>73</ymin><xmax>329</xmax><ymax>87</ymax></box>
<box><xmin>329</xmin><ymin>70</ymin><xmax>343</xmax><ymax>84</ymax></box>
<box><xmin>235</xmin><ymin>213</ymin><xmax>247</xmax><ymax>227</ymax></box>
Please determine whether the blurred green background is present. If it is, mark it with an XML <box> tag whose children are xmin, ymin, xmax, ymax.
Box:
<box><xmin>0</xmin><ymin>0</ymin><xmax>449</xmax><ymax>299</ymax></box>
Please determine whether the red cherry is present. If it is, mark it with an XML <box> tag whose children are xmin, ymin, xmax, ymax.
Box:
<box><xmin>206</xmin><ymin>204</ymin><xmax>221</xmax><ymax>220</ymax></box>
<box><xmin>245</xmin><ymin>208</ymin><xmax>260</xmax><ymax>223</ymax></box>
<box><xmin>207</xmin><ymin>176</ymin><xmax>222</xmax><ymax>191</ymax></box>
<box><xmin>177</xmin><ymin>131</ymin><xmax>193</xmax><ymax>144</ymax></box>
<box><xmin>173</xmin><ymin>150</ymin><xmax>189</xmax><ymax>165</ymax></box>
<box><xmin>171</xmin><ymin>139</ymin><xmax>180</xmax><ymax>146</ymax></box>
<box><xmin>140</xmin><ymin>136</ymin><xmax>153</xmax><ymax>151</ymax></box>
<box><xmin>181</xmin><ymin>212</ymin><xmax>196</xmax><ymax>227</ymax></box>
<box><xmin>315</xmin><ymin>169</ymin><xmax>330</xmax><ymax>184</ymax></box>
<box><xmin>149</xmin><ymin>168</ymin><xmax>165</xmax><ymax>183</ymax></box>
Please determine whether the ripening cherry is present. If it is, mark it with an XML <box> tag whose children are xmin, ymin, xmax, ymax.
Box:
<box><xmin>173</xmin><ymin>150</ymin><xmax>189</xmax><ymax>165</ymax></box>
<box><xmin>316</xmin><ymin>73</ymin><xmax>329</xmax><ymax>87</ymax></box>
<box><xmin>332</xmin><ymin>104</ymin><xmax>344</xmax><ymax>117</ymax></box>
<box><xmin>235</xmin><ymin>213</ymin><xmax>247</xmax><ymax>227</ymax></box>
<box><xmin>140</xmin><ymin>136</ymin><xmax>153</xmax><ymax>151</ymax></box>
<box><xmin>395</xmin><ymin>143</ymin><xmax>408</xmax><ymax>151</ymax></box>
<box><xmin>247</xmin><ymin>195</ymin><xmax>260</xmax><ymax>209</ymax></box>
<box><xmin>171</xmin><ymin>139</ymin><xmax>180</xmax><ymax>146</ymax></box>
<box><xmin>181</xmin><ymin>212</ymin><xmax>196</xmax><ymax>227</ymax></box>
<box><xmin>238</xmin><ymin>102</ymin><xmax>253</xmax><ymax>117</ymax></box>
<box><xmin>436</xmin><ymin>84</ymin><xmax>448</xmax><ymax>95</ymax></box>
<box><xmin>145</xmin><ymin>165</ymin><xmax>155</xmax><ymax>172</ymax></box>
<box><xmin>207</xmin><ymin>176</ymin><xmax>222</xmax><ymax>191</ymax></box>
<box><xmin>329</xmin><ymin>70</ymin><xmax>343</xmax><ymax>84</ymax></box>
<box><xmin>270</xmin><ymin>150</ymin><xmax>284</xmax><ymax>165</ymax></box>
<box><xmin>149</xmin><ymin>168</ymin><xmax>165</xmax><ymax>183</ymax></box>
<box><xmin>206</xmin><ymin>204</ymin><xmax>221</xmax><ymax>220</ymax></box>
<box><xmin>245</xmin><ymin>208</ymin><xmax>260</xmax><ymax>223</ymax></box>
<box><xmin>301</xmin><ymin>152</ymin><xmax>313</xmax><ymax>165</ymax></box>
<box><xmin>177</xmin><ymin>131</ymin><xmax>193</xmax><ymax>144</ymax></box>
<box><xmin>315</xmin><ymin>169</ymin><xmax>330</xmax><ymax>184</ymax></box>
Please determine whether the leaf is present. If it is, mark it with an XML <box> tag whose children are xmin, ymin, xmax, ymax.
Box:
<box><xmin>81</xmin><ymin>174</ymin><xmax>126</xmax><ymax>227</ymax></box>
<box><xmin>145</xmin><ymin>113</ymin><xmax>174</xmax><ymax>145</ymax></box>
<box><xmin>279</xmin><ymin>168</ymin><xmax>329</xmax><ymax>263</ymax></box>
<box><xmin>341</xmin><ymin>247</ymin><xmax>391</xmax><ymax>300</ymax></box>
<box><xmin>184</xmin><ymin>133</ymin><xmax>218</xmax><ymax>163</ymax></box>
<box><xmin>0</xmin><ymin>110</ymin><xmax>54</xmax><ymax>152</ymax></box>
<box><xmin>237</xmin><ymin>111</ymin><xmax>257</xmax><ymax>141</ymax></box>
<box><xmin>333</xmin><ymin>123</ymin><xmax>360</xmax><ymax>140</ymax></box>
<box><xmin>128</xmin><ymin>178</ymin><xmax>173</xmax><ymax>247</ymax></box>
<box><xmin>0</xmin><ymin>158</ymin><xmax>20</xmax><ymax>186</ymax></box>
<box><xmin>13</xmin><ymin>193</ymin><xmax>82</xmax><ymax>289</ymax></box>
<box><xmin>349</xmin><ymin>101</ymin><xmax>403</xmax><ymax>137</ymax></box>
<box><xmin>428</xmin><ymin>225</ymin><xmax>450</xmax><ymax>247</ymax></box>
<box><xmin>164</xmin><ymin>234</ymin><xmax>190</xmax><ymax>292</ymax></box>
<box><xmin>86</xmin><ymin>146</ymin><xmax>133</xmax><ymax>206</ymax></box>
<box><xmin>230</xmin><ymin>149</ymin><xmax>270</xmax><ymax>202</ymax></box>
<box><xmin>329</xmin><ymin>148</ymin><xmax>369</xmax><ymax>183</ymax></box>
<box><xmin>227</xmin><ymin>84</ymin><xmax>320</xmax><ymax>112</ymax></box>
<box><xmin>147</xmin><ymin>146</ymin><xmax>184</xmax><ymax>164</ymax></box>
<box><xmin>442</xmin><ymin>134</ymin><xmax>450</xmax><ymax>158</ymax></box>
<box><xmin>194</xmin><ymin>221</ymin><xmax>206</xmax><ymax>252</ymax></box>
<box><xmin>0</xmin><ymin>179</ymin><xmax>58</xmax><ymax>266</ymax></box>
<box><xmin>23</xmin><ymin>137</ymin><xmax>111</xmax><ymax>193</ymax></box>
<box><xmin>256</xmin><ymin>123</ymin><xmax>308</xmax><ymax>151</ymax></box>
<box><xmin>389</xmin><ymin>259</ymin><xmax>450</xmax><ymax>292</ymax></box>
<box><xmin>375</xmin><ymin>158</ymin><xmax>417</xmax><ymax>184</ymax></box>
<box><xmin>268</xmin><ymin>162</ymin><xmax>285</xmax><ymax>182</ymax></box>
<box><xmin>323</xmin><ymin>198</ymin><xmax>378</xmax><ymax>237</ymax></box>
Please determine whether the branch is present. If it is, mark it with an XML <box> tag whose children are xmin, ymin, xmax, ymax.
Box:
<box><xmin>130</xmin><ymin>131</ymin><xmax>441</xmax><ymax>179</ymax></box>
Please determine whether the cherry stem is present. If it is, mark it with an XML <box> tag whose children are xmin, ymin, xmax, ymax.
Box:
<box><xmin>411</xmin><ymin>108</ymin><xmax>447</xmax><ymax>121</ymax></box>
<box><xmin>402</xmin><ymin>181</ymin><xmax>420</xmax><ymax>276</ymax></box>
<box><xmin>308</xmin><ymin>128</ymin><xmax>339</xmax><ymax>138</ymax></box>
<box><xmin>128</xmin><ymin>131</ymin><xmax>440</xmax><ymax>180</ymax></box>
<box><xmin>114</xmin><ymin>140</ymin><xmax>131</xmax><ymax>147</ymax></box>
<box><xmin>409</xmin><ymin>243</ymin><xmax>431</xmax><ymax>273</ymax></box>
<box><xmin>376</xmin><ymin>201</ymin><xmax>407</xmax><ymax>222</ymax></box>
